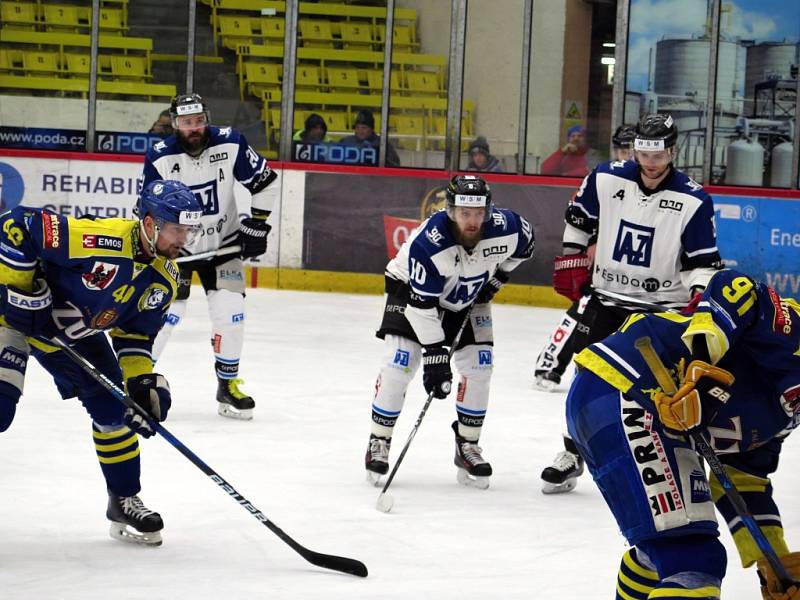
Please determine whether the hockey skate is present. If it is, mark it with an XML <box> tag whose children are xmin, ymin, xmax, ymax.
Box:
<box><xmin>452</xmin><ymin>421</ymin><xmax>492</xmax><ymax>490</ymax></box>
<box><xmin>216</xmin><ymin>378</ymin><xmax>255</xmax><ymax>420</ymax></box>
<box><xmin>533</xmin><ymin>370</ymin><xmax>561</xmax><ymax>392</ymax></box>
<box><xmin>106</xmin><ymin>491</ymin><xmax>163</xmax><ymax>546</ymax></box>
<box><xmin>541</xmin><ymin>435</ymin><xmax>585</xmax><ymax>494</ymax></box>
<box><xmin>365</xmin><ymin>434</ymin><xmax>391</xmax><ymax>487</ymax></box>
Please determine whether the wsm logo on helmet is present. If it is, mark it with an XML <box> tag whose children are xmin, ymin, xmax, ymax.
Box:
<box><xmin>0</xmin><ymin>162</ymin><xmax>25</xmax><ymax>211</ymax></box>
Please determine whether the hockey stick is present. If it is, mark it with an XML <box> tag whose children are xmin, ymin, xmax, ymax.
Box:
<box><xmin>175</xmin><ymin>244</ymin><xmax>242</xmax><ymax>263</ymax></box>
<box><xmin>376</xmin><ymin>299</ymin><xmax>480</xmax><ymax>513</ymax></box>
<box><xmin>633</xmin><ymin>336</ymin><xmax>797</xmax><ymax>591</ymax></box>
<box><xmin>592</xmin><ymin>287</ymin><xmax>680</xmax><ymax>314</ymax></box>
<box><xmin>38</xmin><ymin>335</ymin><xmax>367</xmax><ymax>578</ymax></box>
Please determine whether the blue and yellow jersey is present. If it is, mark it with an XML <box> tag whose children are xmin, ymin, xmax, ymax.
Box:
<box><xmin>0</xmin><ymin>206</ymin><xmax>180</xmax><ymax>381</ymax></box>
<box><xmin>575</xmin><ymin>269</ymin><xmax>800</xmax><ymax>454</ymax></box>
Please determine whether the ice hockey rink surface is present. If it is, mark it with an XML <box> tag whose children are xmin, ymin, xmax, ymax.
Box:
<box><xmin>3</xmin><ymin>288</ymin><xmax>797</xmax><ymax>599</ymax></box>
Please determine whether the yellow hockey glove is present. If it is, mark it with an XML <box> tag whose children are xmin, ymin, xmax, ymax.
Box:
<box><xmin>653</xmin><ymin>360</ymin><xmax>734</xmax><ymax>432</ymax></box>
<box><xmin>757</xmin><ymin>552</ymin><xmax>800</xmax><ymax>599</ymax></box>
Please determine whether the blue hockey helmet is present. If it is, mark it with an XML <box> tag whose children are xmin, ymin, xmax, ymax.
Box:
<box><xmin>445</xmin><ymin>174</ymin><xmax>493</xmax><ymax>222</ymax></box>
<box><xmin>136</xmin><ymin>180</ymin><xmax>202</xmax><ymax>256</ymax></box>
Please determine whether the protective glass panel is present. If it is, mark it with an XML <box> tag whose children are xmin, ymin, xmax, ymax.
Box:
<box><xmin>712</xmin><ymin>1</ymin><xmax>799</xmax><ymax>188</ymax></box>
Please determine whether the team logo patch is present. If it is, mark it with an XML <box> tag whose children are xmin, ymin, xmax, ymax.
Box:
<box><xmin>164</xmin><ymin>313</ymin><xmax>180</xmax><ymax>325</ymax></box>
<box><xmin>82</xmin><ymin>234</ymin><xmax>123</xmax><ymax>251</ymax></box>
<box><xmin>689</xmin><ymin>468</ymin><xmax>711</xmax><ymax>504</ymax></box>
<box><xmin>41</xmin><ymin>212</ymin><xmax>61</xmax><ymax>249</ymax></box>
<box><xmin>393</xmin><ymin>349</ymin><xmax>410</xmax><ymax>368</ymax></box>
<box><xmin>444</xmin><ymin>274</ymin><xmax>488</xmax><ymax>305</ymax></box>
<box><xmin>613</xmin><ymin>220</ymin><xmax>655</xmax><ymax>266</ymax></box>
<box><xmin>478</xmin><ymin>349</ymin><xmax>493</xmax><ymax>366</ymax></box>
<box><xmin>82</xmin><ymin>261</ymin><xmax>119</xmax><ymax>290</ymax></box>
<box><xmin>90</xmin><ymin>308</ymin><xmax>118</xmax><ymax>329</ymax></box>
<box><xmin>232</xmin><ymin>313</ymin><xmax>244</xmax><ymax>322</ymax></box>
<box><xmin>138</xmin><ymin>283</ymin><xmax>169</xmax><ymax>311</ymax></box>
<box><xmin>780</xmin><ymin>385</ymin><xmax>800</xmax><ymax>417</ymax></box>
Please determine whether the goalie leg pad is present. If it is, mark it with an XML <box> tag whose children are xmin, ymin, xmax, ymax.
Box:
<box><xmin>371</xmin><ymin>335</ymin><xmax>421</xmax><ymax>438</ymax></box>
<box><xmin>452</xmin><ymin>344</ymin><xmax>492</xmax><ymax>441</ymax></box>
<box><xmin>207</xmin><ymin>289</ymin><xmax>245</xmax><ymax>365</ymax></box>
<box><xmin>151</xmin><ymin>299</ymin><xmax>187</xmax><ymax>362</ymax></box>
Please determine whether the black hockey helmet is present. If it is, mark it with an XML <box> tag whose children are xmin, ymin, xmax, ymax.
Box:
<box><xmin>169</xmin><ymin>93</ymin><xmax>210</xmax><ymax>124</ymax></box>
<box><xmin>612</xmin><ymin>124</ymin><xmax>636</xmax><ymax>149</ymax></box>
<box><xmin>445</xmin><ymin>175</ymin><xmax>493</xmax><ymax>222</ymax></box>
<box><xmin>634</xmin><ymin>113</ymin><xmax>678</xmax><ymax>151</ymax></box>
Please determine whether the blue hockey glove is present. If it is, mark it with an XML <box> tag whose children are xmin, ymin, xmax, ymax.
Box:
<box><xmin>476</xmin><ymin>270</ymin><xmax>510</xmax><ymax>304</ymax></box>
<box><xmin>422</xmin><ymin>344</ymin><xmax>452</xmax><ymax>399</ymax></box>
<box><xmin>0</xmin><ymin>279</ymin><xmax>53</xmax><ymax>336</ymax></box>
<box><xmin>238</xmin><ymin>213</ymin><xmax>271</xmax><ymax>259</ymax></box>
<box><xmin>124</xmin><ymin>373</ymin><xmax>171</xmax><ymax>438</ymax></box>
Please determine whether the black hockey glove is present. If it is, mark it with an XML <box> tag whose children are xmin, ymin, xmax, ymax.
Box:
<box><xmin>238</xmin><ymin>210</ymin><xmax>271</xmax><ymax>259</ymax></box>
<box><xmin>0</xmin><ymin>279</ymin><xmax>53</xmax><ymax>336</ymax></box>
<box><xmin>124</xmin><ymin>373</ymin><xmax>172</xmax><ymax>438</ymax></box>
<box><xmin>476</xmin><ymin>270</ymin><xmax>510</xmax><ymax>304</ymax></box>
<box><xmin>422</xmin><ymin>344</ymin><xmax>452</xmax><ymax>399</ymax></box>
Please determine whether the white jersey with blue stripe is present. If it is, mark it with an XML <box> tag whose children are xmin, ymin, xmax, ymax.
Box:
<box><xmin>386</xmin><ymin>208</ymin><xmax>535</xmax><ymax>313</ymax></box>
<box><xmin>566</xmin><ymin>160</ymin><xmax>721</xmax><ymax>308</ymax></box>
<box><xmin>142</xmin><ymin>126</ymin><xmax>273</xmax><ymax>257</ymax></box>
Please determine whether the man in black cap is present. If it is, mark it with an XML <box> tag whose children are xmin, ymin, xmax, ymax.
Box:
<box><xmin>340</xmin><ymin>109</ymin><xmax>400</xmax><ymax>167</ymax></box>
<box><xmin>466</xmin><ymin>136</ymin><xmax>503</xmax><ymax>172</ymax></box>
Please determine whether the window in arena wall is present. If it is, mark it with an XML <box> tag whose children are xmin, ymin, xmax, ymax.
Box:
<box><xmin>711</xmin><ymin>0</ymin><xmax>799</xmax><ymax>188</ymax></box>
<box><xmin>625</xmin><ymin>0</ymin><xmax>713</xmax><ymax>183</ymax></box>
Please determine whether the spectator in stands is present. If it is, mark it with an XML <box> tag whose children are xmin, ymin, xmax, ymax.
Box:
<box><xmin>148</xmin><ymin>110</ymin><xmax>173</xmax><ymax>138</ymax></box>
<box><xmin>466</xmin><ymin>136</ymin><xmax>503</xmax><ymax>172</ymax></box>
<box><xmin>293</xmin><ymin>113</ymin><xmax>332</xmax><ymax>143</ymax></box>
<box><xmin>540</xmin><ymin>124</ymin><xmax>590</xmax><ymax>177</ymax></box>
<box><xmin>340</xmin><ymin>109</ymin><xmax>400</xmax><ymax>167</ymax></box>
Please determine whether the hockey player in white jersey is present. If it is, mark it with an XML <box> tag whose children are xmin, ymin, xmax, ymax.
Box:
<box><xmin>365</xmin><ymin>175</ymin><xmax>535</xmax><ymax>489</ymax></box>
<box><xmin>540</xmin><ymin>113</ymin><xmax>723</xmax><ymax>494</ymax></box>
<box><xmin>142</xmin><ymin>93</ymin><xmax>277</xmax><ymax>420</ymax></box>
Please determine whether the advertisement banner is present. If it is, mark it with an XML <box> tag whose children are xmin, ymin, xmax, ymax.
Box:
<box><xmin>0</xmin><ymin>126</ymin><xmax>86</xmax><ymax>152</ymax></box>
<box><xmin>96</xmin><ymin>131</ymin><xmax>165</xmax><ymax>155</ymax></box>
<box><xmin>292</xmin><ymin>141</ymin><xmax>379</xmax><ymax>166</ymax></box>
<box><xmin>303</xmin><ymin>172</ymin><xmax>572</xmax><ymax>285</ymax></box>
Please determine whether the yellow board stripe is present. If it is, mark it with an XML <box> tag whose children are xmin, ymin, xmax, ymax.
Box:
<box><xmin>96</xmin><ymin>447</ymin><xmax>140</xmax><ymax>464</ymax></box>
<box><xmin>648</xmin><ymin>586</ymin><xmax>720</xmax><ymax>598</ymax></box>
<box><xmin>622</xmin><ymin>550</ymin><xmax>659</xmax><ymax>580</ymax></box>
<box><xmin>574</xmin><ymin>348</ymin><xmax>634</xmax><ymax>393</ymax></box>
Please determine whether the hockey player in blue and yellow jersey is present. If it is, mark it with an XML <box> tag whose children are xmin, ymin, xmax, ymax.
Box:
<box><xmin>566</xmin><ymin>269</ymin><xmax>800</xmax><ymax>599</ymax></box>
<box><xmin>0</xmin><ymin>180</ymin><xmax>202</xmax><ymax>546</ymax></box>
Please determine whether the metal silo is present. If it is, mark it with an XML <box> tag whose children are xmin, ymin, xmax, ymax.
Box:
<box><xmin>745</xmin><ymin>42</ymin><xmax>800</xmax><ymax>99</ymax></box>
<box><xmin>725</xmin><ymin>137</ymin><xmax>765</xmax><ymax>186</ymax></box>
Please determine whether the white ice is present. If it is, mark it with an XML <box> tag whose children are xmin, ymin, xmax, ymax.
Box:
<box><xmin>2</xmin><ymin>289</ymin><xmax>797</xmax><ymax>599</ymax></box>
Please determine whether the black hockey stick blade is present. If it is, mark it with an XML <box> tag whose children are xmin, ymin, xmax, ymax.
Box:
<box><xmin>298</xmin><ymin>548</ymin><xmax>368</xmax><ymax>578</ymax></box>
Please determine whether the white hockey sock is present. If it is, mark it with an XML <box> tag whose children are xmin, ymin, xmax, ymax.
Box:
<box><xmin>453</xmin><ymin>345</ymin><xmax>493</xmax><ymax>442</ymax></box>
<box><xmin>207</xmin><ymin>289</ymin><xmax>245</xmax><ymax>373</ymax></box>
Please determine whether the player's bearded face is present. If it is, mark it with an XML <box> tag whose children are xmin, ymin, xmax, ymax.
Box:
<box><xmin>451</xmin><ymin>207</ymin><xmax>485</xmax><ymax>246</ymax></box>
<box><xmin>147</xmin><ymin>219</ymin><xmax>200</xmax><ymax>259</ymax></box>
<box><xmin>175</xmin><ymin>113</ymin><xmax>209</xmax><ymax>154</ymax></box>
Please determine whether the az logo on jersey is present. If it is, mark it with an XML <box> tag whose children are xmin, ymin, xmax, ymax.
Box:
<box><xmin>190</xmin><ymin>180</ymin><xmax>220</xmax><ymax>215</ymax></box>
<box><xmin>445</xmin><ymin>274</ymin><xmax>488</xmax><ymax>305</ymax></box>
<box><xmin>613</xmin><ymin>220</ymin><xmax>655</xmax><ymax>266</ymax></box>
<box><xmin>82</xmin><ymin>261</ymin><xmax>119</xmax><ymax>290</ymax></box>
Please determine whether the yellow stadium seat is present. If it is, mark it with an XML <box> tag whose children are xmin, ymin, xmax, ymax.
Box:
<box><xmin>1</xmin><ymin>2</ymin><xmax>38</xmax><ymax>30</ymax></box>
<box><xmin>326</xmin><ymin>66</ymin><xmax>361</xmax><ymax>91</ymax></box>
<box><xmin>295</xmin><ymin>64</ymin><xmax>321</xmax><ymax>88</ymax></box>
<box><xmin>320</xmin><ymin>111</ymin><xmax>348</xmax><ymax>134</ymax></box>
<box><xmin>218</xmin><ymin>15</ymin><xmax>255</xmax><ymax>49</ymax></box>
<box><xmin>259</xmin><ymin>17</ymin><xmax>285</xmax><ymax>43</ymax></box>
<box><xmin>99</xmin><ymin>7</ymin><xmax>125</xmax><ymax>33</ymax></box>
<box><xmin>364</xmin><ymin>69</ymin><xmax>402</xmax><ymax>91</ymax></box>
<box><xmin>110</xmin><ymin>55</ymin><xmax>148</xmax><ymax>79</ymax></box>
<box><xmin>392</xmin><ymin>25</ymin><xmax>417</xmax><ymax>51</ymax></box>
<box><xmin>406</xmin><ymin>71</ymin><xmax>441</xmax><ymax>94</ymax></box>
<box><xmin>42</xmin><ymin>5</ymin><xmax>87</xmax><ymax>32</ymax></box>
<box><xmin>390</xmin><ymin>114</ymin><xmax>425</xmax><ymax>150</ymax></box>
<box><xmin>245</xmin><ymin>62</ymin><xmax>281</xmax><ymax>86</ymax></box>
<box><xmin>0</xmin><ymin>50</ymin><xmax>10</xmax><ymax>73</ymax></box>
<box><xmin>22</xmin><ymin>51</ymin><xmax>60</xmax><ymax>75</ymax></box>
<box><xmin>64</xmin><ymin>53</ymin><xmax>91</xmax><ymax>77</ymax></box>
<box><xmin>299</xmin><ymin>19</ymin><xmax>334</xmax><ymax>48</ymax></box>
<box><xmin>339</xmin><ymin>22</ymin><xmax>373</xmax><ymax>50</ymax></box>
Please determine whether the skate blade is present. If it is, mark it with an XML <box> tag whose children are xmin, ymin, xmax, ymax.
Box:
<box><xmin>217</xmin><ymin>404</ymin><xmax>253</xmax><ymax>420</ymax></box>
<box><xmin>109</xmin><ymin>522</ymin><xmax>162</xmax><ymax>546</ymax></box>
<box><xmin>533</xmin><ymin>379</ymin><xmax>559</xmax><ymax>392</ymax></box>
<box><xmin>541</xmin><ymin>478</ymin><xmax>578</xmax><ymax>494</ymax></box>
<box><xmin>365</xmin><ymin>471</ymin><xmax>384</xmax><ymax>487</ymax></box>
<box><xmin>456</xmin><ymin>468</ymin><xmax>490</xmax><ymax>490</ymax></box>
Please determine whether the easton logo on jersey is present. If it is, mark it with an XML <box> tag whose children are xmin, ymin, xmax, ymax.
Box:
<box><xmin>82</xmin><ymin>234</ymin><xmax>123</xmax><ymax>251</ymax></box>
<box><xmin>82</xmin><ymin>261</ymin><xmax>119</xmax><ymax>290</ymax></box>
<box><xmin>189</xmin><ymin>180</ymin><xmax>220</xmax><ymax>215</ymax></box>
<box><xmin>613</xmin><ymin>220</ymin><xmax>655</xmax><ymax>266</ymax></box>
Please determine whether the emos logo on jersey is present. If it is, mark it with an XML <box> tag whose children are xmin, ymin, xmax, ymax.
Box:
<box><xmin>82</xmin><ymin>234</ymin><xmax>123</xmax><ymax>251</ymax></box>
<box><xmin>139</xmin><ymin>283</ymin><xmax>169</xmax><ymax>311</ymax></box>
<box><xmin>613</xmin><ymin>220</ymin><xmax>655</xmax><ymax>266</ymax></box>
<box><xmin>82</xmin><ymin>261</ymin><xmax>119</xmax><ymax>290</ymax></box>
<box><xmin>0</xmin><ymin>162</ymin><xmax>25</xmax><ymax>211</ymax></box>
